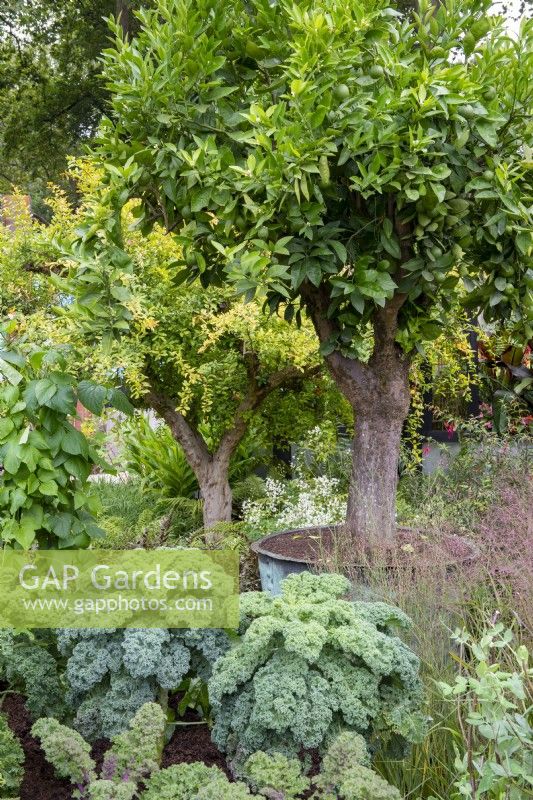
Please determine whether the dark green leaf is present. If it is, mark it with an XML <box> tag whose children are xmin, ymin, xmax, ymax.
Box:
<box><xmin>77</xmin><ymin>380</ymin><xmax>107</xmax><ymax>415</ymax></box>
<box><xmin>109</xmin><ymin>389</ymin><xmax>134</xmax><ymax>416</ymax></box>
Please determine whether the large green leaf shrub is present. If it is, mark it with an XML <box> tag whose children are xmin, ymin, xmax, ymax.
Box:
<box><xmin>0</xmin><ymin>324</ymin><xmax>131</xmax><ymax>548</ymax></box>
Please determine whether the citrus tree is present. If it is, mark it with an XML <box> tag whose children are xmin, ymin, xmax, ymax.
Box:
<box><xmin>89</xmin><ymin>0</ymin><xmax>533</xmax><ymax>544</ymax></box>
<box><xmin>54</xmin><ymin>181</ymin><xmax>330</xmax><ymax>530</ymax></box>
<box><xmin>1</xmin><ymin>171</ymin><xmax>335</xmax><ymax>532</ymax></box>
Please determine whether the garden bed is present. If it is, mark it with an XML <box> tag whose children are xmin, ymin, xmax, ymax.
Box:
<box><xmin>2</xmin><ymin>692</ymin><xmax>228</xmax><ymax>800</ymax></box>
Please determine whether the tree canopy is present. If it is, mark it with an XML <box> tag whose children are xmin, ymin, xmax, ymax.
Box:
<box><xmin>0</xmin><ymin>1</ymin><xmax>138</xmax><ymax>210</ymax></box>
<box><xmin>84</xmin><ymin>0</ymin><xmax>533</xmax><ymax>542</ymax></box>
<box><xmin>2</xmin><ymin>166</ymin><xmax>337</xmax><ymax>530</ymax></box>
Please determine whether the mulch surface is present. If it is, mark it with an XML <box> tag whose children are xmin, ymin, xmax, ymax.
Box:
<box><xmin>258</xmin><ymin>524</ymin><xmax>476</xmax><ymax>566</ymax></box>
<box><xmin>3</xmin><ymin>692</ymin><xmax>71</xmax><ymax>800</ymax></box>
<box><xmin>162</xmin><ymin>723</ymin><xmax>229</xmax><ymax>775</ymax></box>
<box><xmin>3</xmin><ymin>692</ymin><xmax>229</xmax><ymax>799</ymax></box>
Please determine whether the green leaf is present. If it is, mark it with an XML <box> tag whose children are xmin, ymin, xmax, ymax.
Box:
<box><xmin>306</xmin><ymin>262</ymin><xmax>322</xmax><ymax>287</ymax></box>
<box><xmin>430</xmin><ymin>183</ymin><xmax>446</xmax><ymax>203</ymax></box>
<box><xmin>77</xmin><ymin>380</ymin><xmax>107</xmax><ymax>415</ymax></box>
<box><xmin>0</xmin><ymin>418</ymin><xmax>15</xmax><ymax>440</ymax></box>
<box><xmin>21</xmin><ymin>506</ymin><xmax>44</xmax><ymax>529</ymax></box>
<box><xmin>34</xmin><ymin>378</ymin><xmax>57</xmax><ymax>406</ymax></box>
<box><xmin>61</xmin><ymin>426</ymin><xmax>88</xmax><ymax>456</ymax></box>
<box><xmin>0</xmin><ymin>349</ymin><xmax>25</xmax><ymax>367</ymax></box>
<box><xmin>330</xmin><ymin>241</ymin><xmax>347</xmax><ymax>263</ymax></box>
<box><xmin>319</xmin><ymin>339</ymin><xmax>336</xmax><ymax>356</ymax></box>
<box><xmin>110</xmin><ymin>285</ymin><xmax>130</xmax><ymax>302</ymax></box>
<box><xmin>49</xmin><ymin>512</ymin><xmax>73</xmax><ymax>539</ymax></box>
<box><xmin>19</xmin><ymin>445</ymin><xmax>40</xmax><ymax>472</ymax></box>
<box><xmin>64</xmin><ymin>457</ymin><xmax>91</xmax><ymax>483</ymax></box>
<box><xmin>109</xmin><ymin>389</ymin><xmax>134</xmax><ymax>415</ymax></box>
<box><xmin>190</xmin><ymin>188</ymin><xmax>211</xmax><ymax>212</ymax></box>
<box><xmin>18</xmin><ymin>425</ymin><xmax>30</xmax><ymax>444</ymax></box>
<box><xmin>26</xmin><ymin>475</ymin><xmax>39</xmax><ymax>494</ymax></box>
<box><xmin>9</xmin><ymin>487</ymin><xmax>27</xmax><ymax>514</ymax></box>
<box><xmin>0</xmin><ymin>357</ymin><xmax>22</xmax><ymax>386</ymax></box>
<box><xmin>39</xmin><ymin>480</ymin><xmax>59</xmax><ymax>496</ymax></box>
<box><xmin>350</xmin><ymin>293</ymin><xmax>365</xmax><ymax>314</ymax></box>
<box><xmin>475</xmin><ymin>120</ymin><xmax>498</xmax><ymax>147</ymax></box>
<box><xmin>83</xmin><ymin>520</ymin><xmax>107</xmax><ymax>540</ymax></box>
<box><xmin>48</xmin><ymin>385</ymin><xmax>76</xmax><ymax>415</ymax></box>
<box><xmin>380</xmin><ymin>231</ymin><xmax>401</xmax><ymax>260</ymax></box>
<box><xmin>516</xmin><ymin>231</ymin><xmax>532</xmax><ymax>255</ymax></box>
<box><xmin>73</xmin><ymin>491</ymin><xmax>88</xmax><ymax>510</ymax></box>
<box><xmin>28</xmin><ymin>350</ymin><xmax>45</xmax><ymax>371</ymax></box>
<box><xmin>13</xmin><ymin>519</ymin><xmax>36</xmax><ymax>549</ymax></box>
<box><xmin>3</xmin><ymin>442</ymin><xmax>22</xmax><ymax>474</ymax></box>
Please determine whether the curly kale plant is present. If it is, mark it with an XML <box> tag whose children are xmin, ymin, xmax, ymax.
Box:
<box><xmin>57</xmin><ymin>627</ymin><xmax>229</xmax><ymax>739</ymax></box>
<box><xmin>0</xmin><ymin>630</ymin><xmax>66</xmax><ymax>719</ymax></box>
<box><xmin>33</xmin><ymin>702</ymin><xmax>402</xmax><ymax>800</ymax></box>
<box><xmin>209</xmin><ymin>572</ymin><xmax>424</xmax><ymax>765</ymax></box>
<box><xmin>143</xmin><ymin>735</ymin><xmax>401</xmax><ymax>800</ymax></box>
<box><xmin>32</xmin><ymin>702</ymin><xmax>166</xmax><ymax>800</ymax></box>
<box><xmin>142</xmin><ymin>762</ymin><xmax>255</xmax><ymax>800</ymax></box>
<box><xmin>244</xmin><ymin>752</ymin><xmax>311</xmax><ymax>799</ymax></box>
<box><xmin>33</xmin><ymin>703</ymin><xmax>254</xmax><ymax>800</ymax></box>
<box><xmin>312</xmin><ymin>731</ymin><xmax>401</xmax><ymax>800</ymax></box>
<box><xmin>244</xmin><ymin>732</ymin><xmax>401</xmax><ymax>799</ymax></box>
<box><xmin>0</xmin><ymin>712</ymin><xmax>24</xmax><ymax>799</ymax></box>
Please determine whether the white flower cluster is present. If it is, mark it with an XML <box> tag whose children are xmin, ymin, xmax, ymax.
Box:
<box><xmin>243</xmin><ymin>475</ymin><xmax>346</xmax><ymax>535</ymax></box>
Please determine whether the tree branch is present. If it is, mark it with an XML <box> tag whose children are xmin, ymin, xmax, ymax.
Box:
<box><xmin>144</xmin><ymin>385</ymin><xmax>211</xmax><ymax>476</ymax></box>
<box><xmin>299</xmin><ymin>280</ymin><xmax>369</xmax><ymax>399</ymax></box>
<box><xmin>216</xmin><ymin>363</ymin><xmax>321</xmax><ymax>463</ymax></box>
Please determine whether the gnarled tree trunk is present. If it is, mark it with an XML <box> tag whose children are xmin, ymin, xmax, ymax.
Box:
<box><xmin>302</xmin><ymin>283</ymin><xmax>412</xmax><ymax>547</ymax></box>
<box><xmin>145</xmin><ymin>362</ymin><xmax>318</xmax><ymax>538</ymax></box>
<box><xmin>346</xmin><ymin>352</ymin><xmax>411</xmax><ymax>546</ymax></box>
<box><xmin>197</xmin><ymin>455</ymin><xmax>233</xmax><ymax>530</ymax></box>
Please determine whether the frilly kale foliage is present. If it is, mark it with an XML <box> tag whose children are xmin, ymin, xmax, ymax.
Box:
<box><xmin>32</xmin><ymin>702</ymin><xmax>166</xmax><ymax>800</ymax></box>
<box><xmin>0</xmin><ymin>712</ymin><xmax>24</xmax><ymax>799</ymax></box>
<box><xmin>244</xmin><ymin>751</ymin><xmax>310</xmax><ymax>799</ymax></box>
<box><xmin>209</xmin><ymin>572</ymin><xmax>424</xmax><ymax>765</ymax></box>
<box><xmin>142</xmin><ymin>736</ymin><xmax>402</xmax><ymax>799</ymax></box>
<box><xmin>57</xmin><ymin>627</ymin><xmax>229</xmax><ymax>739</ymax></box>
<box><xmin>244</xmin><ymin>732</ymin><xmax>402</xmax><ymax>799</ymax></box>
<box><xmin>312</xmin><ymin>730</ymin><xmax>401</xmax><ymax>799</ymax></box>
<box><xmin>32</xmin><ymin>716</ymin><xmax>96</xmax><ymax>785</ymax></box>
<box><xmin>32</xmin><ymin>701</ymin><xmax>403</xmax><ymax>800</ymax></box>
<box><xmin>142</xmin><ymin>762</ymin><xmax>255</xmax><ymax>800</ymax></box>
<box><xmin>0</xmin><ymin>630</ymin><xmax>66</xmax><ymax>718</ymax></box>
<box><xmin>32</xmin><ymin>703</ymin><xmax>256</xmax><ymax>800</ymax></box>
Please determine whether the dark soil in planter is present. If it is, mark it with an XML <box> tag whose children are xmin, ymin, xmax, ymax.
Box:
<box><xmin>161</xmin><ymin>723</ymin><xmax>229</xmax><ymax>774</ymax></box>
<box><xmin>3</xmin><ymin>692</ymin><xmax>72</xmax><ymax>800</ymax></box>
<box><xmin>259</xmin><ymin>525</ymin><xmax>476</xmax><ymax>568</ymax></box>
<box><xmin>3</xmin><ymin>692</ymin><xmax>229</xmax><ymax>799</ymax></box>
<box><xmin>163</xmin><ymin>692</ymin><xmax>230</xmax><ymax>775</ymax></box>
